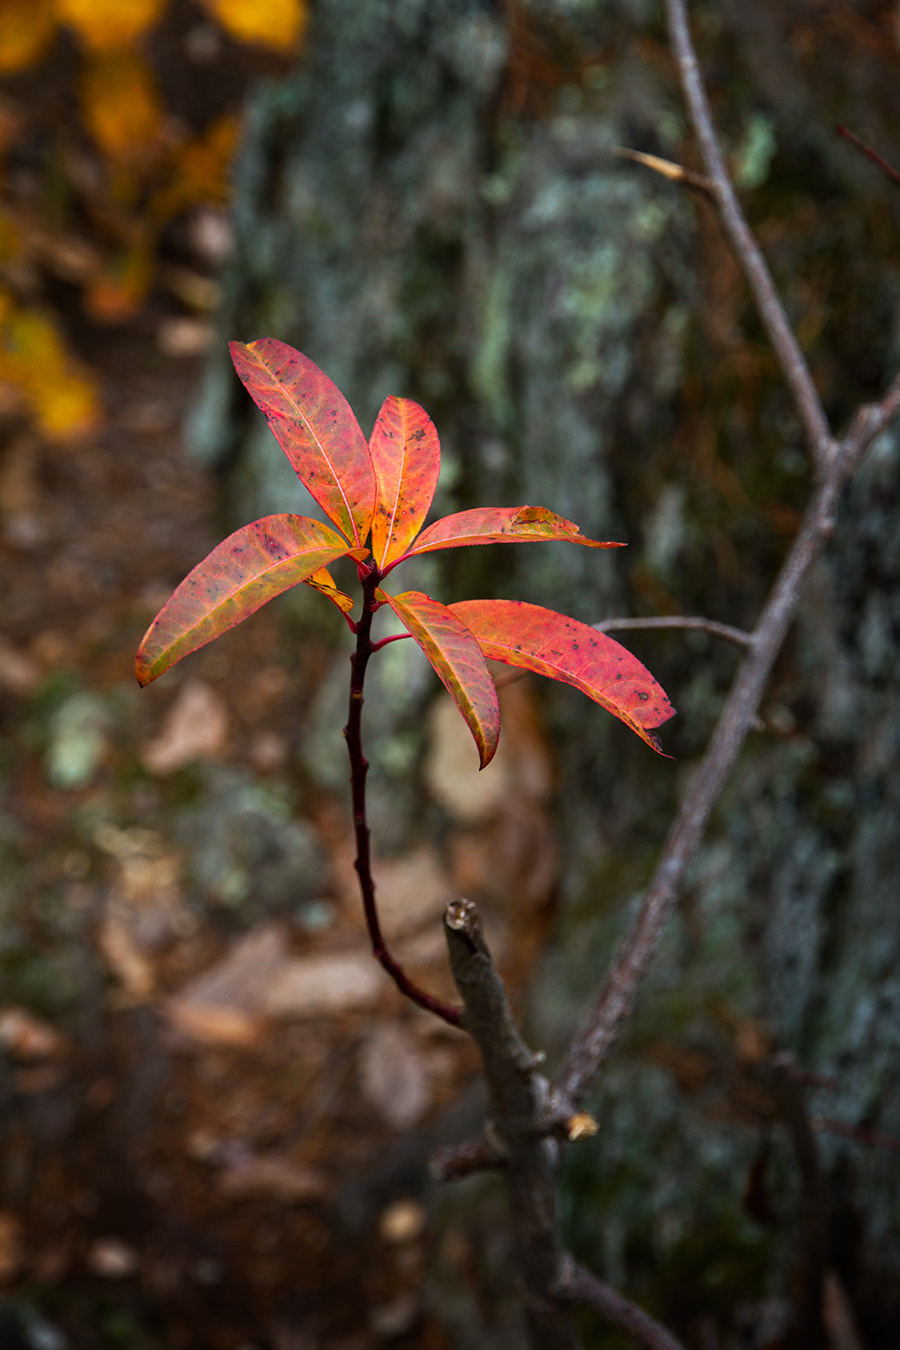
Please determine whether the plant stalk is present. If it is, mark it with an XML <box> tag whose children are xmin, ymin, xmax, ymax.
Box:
<box><xmin>345</xmin><ymin>568</ymin><xmax>462</xmax><ymax>1027</ymax></box>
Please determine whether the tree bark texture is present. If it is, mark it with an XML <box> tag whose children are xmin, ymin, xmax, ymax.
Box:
<box><xmin>194</xmin><ymin>1</ymin><xmax>900</xmax><ymax>1343</ymax></box>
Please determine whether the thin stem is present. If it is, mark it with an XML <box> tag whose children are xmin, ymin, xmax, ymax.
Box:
<box><xmin>370</xmin><ymin>631</ymin><xmax>412</xmax><ymax>652</ymax></box>
<box><xmin>595</xmin><ymin>615</ymin><xmax>753</xmax><ymax>650</ymax></box>
<box><xmin>345</xmin><ymin>570</ymin><xmax>462</xmax><ymax>1027</ymax></box>
<box><xmin>837</xmin><ymin>125</ymin><xmax>900</xmax><ymax>189</ymax></box>
<box><xmin>664</xmin><ymin>0</ymin><xmax>836</xmax><ymax>474</ymax></box>
<box><xmin>554</xmin><ymin>1254</ymin><xmax>687</xmax><ymax>1350</ymax></box>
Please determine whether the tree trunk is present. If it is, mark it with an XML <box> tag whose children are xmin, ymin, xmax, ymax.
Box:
<box><xmin>193</xmin><ymin>0</ymin><xmax>900</xmax><ymax>1342</ymax></box>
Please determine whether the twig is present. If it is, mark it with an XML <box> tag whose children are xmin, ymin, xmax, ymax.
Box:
<box><xmin>552</xmin><ymin>1</ymin><xmax>900</xmax><ymax>1116</ymax></box>
<box><xmin>594</xmin><ymin>615</ymin><xmax>753</xmax><ymax>650</ymax></box>
<box><xmin>346</xmin><ymin>570</ymin><xmax>462</xmax><ymax>1027</ymax></box>
<box><xmin>837</xmin><ymin>125</ymin><xmax>900</xmax><ymax>189</ymax></box>
<box><xmin>443</xmin><ymin>900</ymin><xmax>579</xmax><ymax>1350</ymax></box>
<box><xmin>429</xmin><ymin>1132</ymin><xmax>507</xmax><ymax>1182</ymax></box>
<box><xmin>554</xmin><ymin>1254</ymin><xmax>687</xmax><ymax>1350</ymax></box>
<box><xmin>613</xmin><ymin>146</ymin><xmax>713</xmax><ymax>195</ymax></box>
<box><xmin>664</xmin><ymin>0</ymin><xmax>836</xmax><ymax>474</ymax></box>
<box><xmin>812</xmin><ymin>1117</ymin><xmax>900</xmax><ymax>1154</ymax></box>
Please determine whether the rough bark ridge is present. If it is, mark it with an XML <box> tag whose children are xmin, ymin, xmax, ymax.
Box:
<box><xmin>194</xmin><ymin>0</ymin><xmax>900</xmax><ymax>1342</ymax></box>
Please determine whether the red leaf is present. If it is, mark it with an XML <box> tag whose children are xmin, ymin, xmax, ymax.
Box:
<box><xmin>230</xmin><ymin>339</ymin><xmax>376</xmax><ymax>546</ymax></box>
<box><xmin>450</xmin><ymin>599</ymin><xmax>675</xmax><ymax>754</ymax></box>
<box><xmin>136</xmin><ymin>516</ymin><xmax>365</xmax><ymax>686</ymax></box>
<box><xmin>377</xmin><ymin>590</ymin><xmax>500</xmax><ymax>768</ymax></box>
<box><xmin>303</xmin><ymin>566</ymin><xmax>355</xmax><ymax>615</ymax></box>
<box><xmin>369</xmin><ymin>396</ymin><xmax>441</xmax><ymax>569</ymax></box>
<box><xmin>402</xmin><ymin>505</ymin><xmax>623</xmax><ymax>560</ymax></box>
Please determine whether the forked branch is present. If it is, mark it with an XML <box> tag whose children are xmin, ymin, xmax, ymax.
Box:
<box><xmin>552</xmin><ymin>0</ymin><xmax>900</xmax><ymax>1115</ymax></box>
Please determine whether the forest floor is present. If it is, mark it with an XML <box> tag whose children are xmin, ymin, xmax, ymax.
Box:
<box><xmin>0</xmin><ymin>11</ymin><xmax>559</xmax><ymax>1346</ymax></box>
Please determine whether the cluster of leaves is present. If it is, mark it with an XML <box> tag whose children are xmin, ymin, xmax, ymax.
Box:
<box><xmin>0</xmin><ymin>0</ymin><xmax>306</xmax><ymax>439</ymax></box>
<box><xmin>137</xmin><ymin>339</ymin><xmax>674</xmax><ymax>764</ymax></box>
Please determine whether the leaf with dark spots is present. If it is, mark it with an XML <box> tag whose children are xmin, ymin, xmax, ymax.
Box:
<box><xmin>136</xmin><ymin>515</ymin><xmax>365</xmax><ymax>685</ymax></box>
<box><xmin>403</xmin><ymin>505</ymin><xmax>623</xmax><ymax>558</ymax></box>
<box><xmin>230</xmin><ymin>339</ymin><xmax>376</xmax><ymax>546</ymax></box>
<box><xmin>450</xmin><ymin>599</ymin><xmax>675</xmax><ymax>754</ymax></box>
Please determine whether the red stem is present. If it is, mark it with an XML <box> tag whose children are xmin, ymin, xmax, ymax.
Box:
<box><xmin>345</xmin><ymin>570</ymin><xmax>462</xmax><ymax>1026</ymax></box>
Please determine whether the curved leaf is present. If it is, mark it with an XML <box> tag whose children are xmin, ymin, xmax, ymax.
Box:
<box><xmin>137</xmin><ymin>515</ymin><xmax>364</xmax><ymax>686</ymax></box>
<box><xmin>404</xmin><ymin>505</ymin><xmax>622</xmax><ymax>559</ymax></box>
<box><xmin>377</xmin><ymin>590</ymin><xmax>500</xmax><ymax>769</ymax></box>
<box><xmin>451</xmin><ymin>599</ymin><xmax>675</xmax><ymax>754</ymax></box>
<box><xmin>369</xmin><ymin>396</ymin><xmax>441</xmax><ymax>569</ymax></box>
<box><xmin>230</xmin><ymin>338</ymin><xmax>376</xmax><ymax>546</ymax></box>
<box><xmin>304</xmin><ymin>566</ymin><xmax>355</xmax><ymax>615</ymax></box>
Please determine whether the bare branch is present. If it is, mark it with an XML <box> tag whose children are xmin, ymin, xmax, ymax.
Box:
<box><xmin>554</xmin><ymin>1254</ymin><xmax>687</xmax><ymax>1350</ymax></box>
<box><xmin>837</xmin><ymin>125</ymin><xmax>900</xmax><ymax>189</ymax></box>
<box><xmin>595</xmin><ymin>615</ymin><xmax>753</xmax><ymax>650</ymax></box>
<box><xmin>443</xmin><ymin>900</ymin><xmax>579</xmax><ymax>1350</ymax></box>
<box><xmin>612</xmin><ymin>146</ymin><xmax>713</xmax><ymax>194</ymax></box>
<box><xmin>555</xmin><ymin>460</ymin><xmax>845</xmax><ymax>1111</ymax></box>
<box><xmin>664</xmin><ymin>0</ymin><xmax>836</xmax><ymax>472</ymax></box>
<box><xmin>552</xmin><ymin>0</ymin><xmax>900</xmax><ymax>1123</ymax></box>
<box><xmin>429</xmin><ymin>1133</ymin><xmax>507</xmax><ymax>1182</ymax></box>
<box><xmin>812</xmin><ymin>1117</ymin><xmax>900</xmax><ymax>1154</ymax></box>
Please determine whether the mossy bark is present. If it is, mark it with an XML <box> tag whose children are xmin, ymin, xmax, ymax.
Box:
<box><xmin>194</xmin><ymin>0</ymin><xmax>900</xmax><ymax>1342</ymax></box>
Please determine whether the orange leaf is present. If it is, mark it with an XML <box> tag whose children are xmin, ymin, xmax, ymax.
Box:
<box><xmin>202</xmin><ymin>0</ymin><xmax>307</xmax><ymax>50</ymax></box>
<box><xmin>136</xmin><ymin>515</ymin><xmax>366</xmax><ymax>686</ymax></box>
<box><xmin>403</xmin><ymin>505</ymin><xmax>623</xmax><ymax>560</ymax></box>
<box><xmin>450</xmin><ymin>599</ymin><xmax>675</xmax><ymax>754</ymax></box>
<box><xmin>303</xmin><ymin>566</ymin><xmax>355</xmax><ymax>615</ymax></box>
<box><xmin>230</xmin><ymin>339</ymin><xmax>376</xmax><ymax>547</ymax></box>
<box><xmin>369</xmin><ymin>396</ymin><xmax>441</xmax><ymax>569</ymax></box>
<box><xmin>54</xmin><ymin>0</ymin><xmax>168</xmax><ymax>49</ymax></box>
<box><xmin>377</xmin><ymin>590</ymin><xmax>500</xmax><ymax>769</ymax></box>
<box><xmin>0</xmin><ymin>0</ymin><xmax>56</xmax><ymax>73</ymax></box>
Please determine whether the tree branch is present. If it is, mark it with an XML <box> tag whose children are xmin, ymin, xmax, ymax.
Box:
<box><xmin>664</xmin><ymin>0</ymin><xmax>836</xmax><ymax>473</ymax></box>
<box><xmin>837</xmin><ymin>125</ymin><xmax>900</xmax><ymax>189</ymax></box>
<box><xmin>554</xmin><ymin>1254</ymin><xmax>687</xmax><ymax>1350</ymax></box>
<box><xmin>443</xmin><ymin>899</ymin><xmax>579</xmax><ymax>1350</ymax></box>
<box><xmin>552</xmin><ymin>1</ymin><xmax>900</xmax><ymax>1115</ymax></box>
<box><xmin>594</xmin><ymin>615</ymin><xmax>753</xmax><ymax>650</ymax></box>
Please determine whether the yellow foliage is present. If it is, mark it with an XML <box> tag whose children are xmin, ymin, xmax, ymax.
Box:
<box><xmin>52</xmin><ymin>0</ymin><xmax>168</xmax><ymax>50</ymax></box>
<box><xmin>149</xmin><ymin>114</ymin><xmax>240</xmax><ymax>223</ymax></box>
<box><xmin>202</xmin><ymin>0</ymin><xmax>306</xmax><ymax>52</ymax></box>
<box><xmin>0</xmin><ymin>289</ymin><xmax>100</xmax><ymax>438</ymax></box>
<box><xmin>0</xmin><ymin>0</ymin><xmax>56</xmax><ymax>73</ymax></box>
<box><xmin>79</xmin><ymin>49</ymin><xmax>163</xmax><ymax>167</ymax></box>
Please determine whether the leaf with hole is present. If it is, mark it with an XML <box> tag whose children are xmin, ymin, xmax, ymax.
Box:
<box><xmin>401</xmin><ymin>505</ymin><xmax>622</xmax><ymax>560</ymax></box>
<box><xmin>376</xmin><ymin>590</ymin><xmax>500</xmax><ymax>768</ymax></box>
<box><xmin>230</xmin><ymin>338</ymin><xmax>376</xmax><ymax>546</ymax></box>
<box><xmin>450</xmin><ymin>599</ymin><xmax>675</xmax><ymax>754</ymax></box>
<box><xmin>136</xmin><ymin>515</ymin><xmax>365</xmax><ymax>685</ymax></box>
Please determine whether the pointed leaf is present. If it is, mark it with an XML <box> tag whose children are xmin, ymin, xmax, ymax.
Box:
<box><xmin>450</xmin><ymin>600</ymin><xmax>675</xmax><ymax>754</ymax></box>
<box><xmin>377</xmin><ymin>590</ymin><xmax>500</xmax><ymax>768</ymax></box>
<box><xmin>369</xmin><ymin>396</ymin><xmax>441</xmax><ymax>569</ymax></box>
<box><xmin>137</xmin><ymin>515</ymin><xmax>365</xmax><ymax>686</ymax></box>
<box><xmin>230</xmin><ymin>338</ymin><xmax>376</xmax><ymax>546</ymax></box>
<box><xmin>304</xmin><ymin>566</ymin><xmax>355</xmax><ymax>614</ymax></box>
<box><xmin>403</xmin><ymin>505</ymin><xmax>623</xmax><ymax>560</ymax></box>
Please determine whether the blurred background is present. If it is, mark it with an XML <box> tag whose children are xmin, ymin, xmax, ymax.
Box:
<box><xmin>0</xmin><ymin>1</ymin><xmax>899</xmax><ymax>1346</ymax></box>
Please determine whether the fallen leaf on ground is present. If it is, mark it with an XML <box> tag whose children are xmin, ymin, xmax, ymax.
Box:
<box><xmin>142</xmin><ymin>679</ymin><xmax>229</xmax><ymax>775</ymax></box>
<box><xmin>165</xmin><ymin>923</ymin><xmax>288</xmax><ymax>1045</ymax></box>
<box><xmin>87</xmin><ymin>1236</ymin><xmax>138</xmax><ymax>1279</ymax></box>
<box><xmin>371</xmin><ymin>847</ymin><xmax>455</xmax><ymax>941</ymax></box>
<box><xmin>263</xmin><ymin>952</ymin><xmax>386</xmax><ymax>1018</ymax></box>
<box><xmin>0</xmin><ymin>639</ymin><xmax>40</xmax><ymax>695</ymax></box>
<box><xmin>359</xmin><ymin>1022</ymin><xmax>430</xmax><ymax>1131</ymax></box>
<box><xmin>217</xmin><ymin>1152</ymin><xmax>327</xmax><ymax>1202</ymax></box>
<box><xmin>98</xmin><ymin>916</ymin><xmax>155</xmax><ymax>999</ymax></box>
